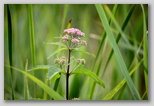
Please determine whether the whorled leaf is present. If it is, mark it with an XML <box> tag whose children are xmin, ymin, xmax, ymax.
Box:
<box><xmin>46</xmin><ymin>66</ymin><xmax>66</xmax><ymax>82</ymax></box>
<box><xmin>47</xmin><ymin>48</ymin><xmax>67</xmax><ymax>59</ymax></box>
<box><xmin>28</xmin><ymin>65</ymin><xmax>51</xmax><ymax>72</ymax></box>
<box><xmin>44</xmin><ymin>42</ymin><xmax>67</xmax><ymax>48</ymax></box>
<box><xmin>73</xmin><ymin>49</ymin><xmax>96</xmax><ymax>58</ymax></box>
<box><xmin>71</xmin><ymin>68</ymin><xmax>105</xmax><ymax>88</ymax></box>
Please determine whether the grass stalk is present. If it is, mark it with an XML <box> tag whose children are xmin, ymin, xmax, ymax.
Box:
<box><xmin>141</xmin><ymin>4</ymin><xmax>148</xmax><ymax>97</ymax></box>
<box><xmin>24</xmin><ymin>59</ymin><xmax>29</xmax><ymax>100</ymax></box>
<box><xmin>28</xmin><ymin>4</ymin><xmax>36</xmax><ymax>98</ymax></box>
<box><xmin>102</xmin><ymin>4</ymin><xmax>136</xmax><ymax>76</ymax></box>
<box><xmin>90</xmin><ymin>4</ymin><xmax>119</xmax><ymax>99</ymax></box>
<box><xmin>95</xmin><ymin>4</ymin><xmax>141</xmax><ymax>100</ymax></box>
<box><xmin>7</xmin><ymin>4</ymin><xmax>14</xmax><ymax>100</ymax></box>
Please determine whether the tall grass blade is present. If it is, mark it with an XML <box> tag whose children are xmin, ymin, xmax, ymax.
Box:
<box><xmin>103</xmin><ymin>5</ymin><xmax>136</xmax><ymax>75</ymax></box>
<box><xmin>89</xmin><ymin>4</ymin><xmax>118</xmax><ymax>99</ymax></box>
<box><xmin>6</xmin><ymin>4</ymin><xmax>14</xmax><ymax>100</ymax></box>
<box><xmin>60</xmin><ymin>4</ymin><xmax>69</xmax><ymax>33</ymax></box>
<box><xmin>28</xmin><ymin>4</ymin><xmax>36</xmax><ymax>67</ymax></box>
<box><xmin>141</xmin><ymin>4</ymin><xmax>148</xmax><ymax>97</ymax></box>
<box><xmin>5</xmin><ymin>65</ymin><xmax>65</xmax><ymax>100</ymax></box>
<box><xmin>95</xmin><ymin>4</ymin><xmax>141</xmax><ymax>100</ymax></box>
<box><xmin>103</xmin><ymin>59</ymin><xmax>143</xmax><ymax>100</ymax></box>
<box><xmin>28</xmin><ymin>4</ymin><xmax>36</xmax><ymax>98</ymax></box>
<box><xmin>24</xmin><ymin>59</ymin><xmax>29</xmax><ymax>100</ymax></box>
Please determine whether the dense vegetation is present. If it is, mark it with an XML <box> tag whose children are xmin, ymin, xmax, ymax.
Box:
<box><xmin>4</xmin><ymin>4</ymin><xmax>148</xmax><ymax>100</ymax></box>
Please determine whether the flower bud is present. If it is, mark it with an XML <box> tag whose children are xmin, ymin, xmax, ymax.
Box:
<box><xmin>81</xmin><ymin>40</ymin><xmax>87</xmax><ymax>46</ymax></box>
<box><xmin>62</xmin><ymin>35</ymin><xmax>69</xmax><ymax>42</ymax></box>
<box><xmin>81</xmin><ymin>59</ymin><xmax>86</xmax><ymax>65</ymax></box>
<box><xmin>54</xmin><ymin>58</ymin><xmax>60</xmax><ymax>64</ymax></box>
<box><xmin>71</xmin><ymin>38</ymin><xmax>80</xmax><ymax>44</ymax></box>
<box><xmin>76</xmin><ymin>58</ymin><xmax>86</xmax><ymax>65</ymax></box>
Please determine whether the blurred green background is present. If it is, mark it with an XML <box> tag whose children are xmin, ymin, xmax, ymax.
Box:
<box><xmin>4</xmin><ymin>4</ymin><xmax>148</xmax><ymax>100</ymax></box>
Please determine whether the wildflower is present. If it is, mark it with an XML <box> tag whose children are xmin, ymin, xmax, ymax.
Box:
<box><xmin>81</xmin><ymin>40</ymin><xmax>87</xmax><ymax>46</ymax></box>
<box><xmin>62</xmin><ymin>35</ymin><xmax>69</xmax><ymax>42</ymax></box>
<box><xmin>71</xmin><ymin>38</ymin><xmax>80</xmax><ymax>44</ymax></box>
<box><xmin>76</xmin><ymin>58</ymin><xmax>81</xmax><ymax>63</ymax></box>
<box><xmin>76</xmin><ymin>58</ymin><xmax>86</xmax><ymax>65</ymax></box>
<box><xmin>81</xmin><ymin>59</ymin><xmax>86</xmax><ymax>65</ymax></box>
<box><xmin>54</xmin><ymin>58</ymin><xmax>60</xmax><ymax>64</ymax></box>
<box><xmin>60</xmin><ymin>58</ymin><xmax>66</xmax><ymax>64</ymax></box>
<box><xmin>64</xmin><ymin>28</ymin><xmax>85</xmax><ymax>37</ymax></box>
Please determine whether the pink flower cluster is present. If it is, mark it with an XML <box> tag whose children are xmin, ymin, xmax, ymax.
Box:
<box><xmin>54</xmin><ymin>56</ymin><xmax>67</xmax><ymax>65</ymax></box>
<box><xmin>71</xmin><ymin>38</ymin><xmax>80</xmax><ymax>44</ymax></box>
<box><xmin>76</xmin><ymin>58</ymin><xmax>86</xmax><ymax>64</ymax></box>
<box><xmin>62</xmin><ymin>27</ymin><xmax>87</xmax><ymax>48</ymax></box>
<box><xmin>62</xmin><ymin>35</ymin><xmax>69</xmax><ymax>42</ymax></box>
<box><xmin>64</xmin><ymin>28</ymin><xmax>85</xmax><ymax>37</ymax></box>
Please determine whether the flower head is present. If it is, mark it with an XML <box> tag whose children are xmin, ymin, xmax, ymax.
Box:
<box><xmin>62</xmin><ymin>35</ymin><xmax>69</xmax><ymax>42</ymax></box>
<box><xmin>81</xmin><ymin>40</ymin><xmax>87</xmax><ymax>46</ymax></box>
<box><xmin>64</xmin><ymin>28</ymin><xmax>85</xmax><ymax>37</ymax></box>
<box><xmin>71</xmin><ymin>38</ymin><xmax>80</xmax><ymax>44</ymax></box>
<box><xmin>54</xmin><ymin>58</ymin><xmax>60</xmax><ymax>64</ymax></box>
<box><xmin>76</xmin><ymin>58</ymin><xmax>86</xmax><ymax>65</ymax></box>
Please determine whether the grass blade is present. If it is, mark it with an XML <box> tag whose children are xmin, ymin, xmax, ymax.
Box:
<box><xmin>141</xmin><ymin>4</ymin><xmax>148</xmax><ymax>97</ymax></box>
<box><xmin>95</xmin><ymin>4</ymin><xmax>141</xmax><ymax>100</ymax></box>
<box><xmin>103</xmin><ymin>5</ymin><xmax>136</xmax><ymax>76</ymax></box>
<box><xmin>6</xmin><ymin>4</ymin><xmax>14</xmax><ymax>100</ymax></box>
<box><xmin>5</xmin><ymin>65</ymin><xmax>65</xmax><ymax>100</ymax></box>
<box><xmin>89</xmin><ymin>5</ymin><xmax>118</xmax><ymax>99</ymax></box>
<box><xmin>28</xmin><ymin>4</ymin><xmax>36</xmax><ymax>97</ymax></box>
<box><xmin>24</xmin><ymin>59</ymin><xmax>29</xmax><ymax>100</ymax></box>
<box><xmin>103</xmin><ymin>59</ymin><xmax>143</xmax><ymax>100</ymax></box>
<box><xmin>28</xmin><ymin>4</ymin><xmax>36</xmax><ymax>66</ymax></box>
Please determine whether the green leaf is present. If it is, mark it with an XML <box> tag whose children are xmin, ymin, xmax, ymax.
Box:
<box><xmin>95</xmin><ymin>4</ymin><xmax>141</xmax><ymax>100</ymax></box>
<box><xmin>73</xmin><ymin>49</ymin><xmax>96</xmax><ymax>58</ymax></box>
<box><xmin>47</xmin><ymin>48</ymin><xmax>67</xmax><ymax>59</ymax></box>
<box><xmin>28</xmin><ymin>65</ymin><xmax>51</xmax><ymax>71</ymax></box>
<box><xmin>5</xmin><ymin>65</ymin><xmax>65</xmax><ymax>100</ymax></box>
<box><xmin>71</xmin><ymin>68</ymin><xmax>105</xmax><ymax>88</ymax></box>
<box><xmin>46</xmin><ymin>66</ymin><xmax>61</xmax><ymax>80</ymax></box>
<box><xmin>103</xmin><ymin>59</ymin><xmax>143</xmax><ymax>100</ymax></box>
<box><xmin>44</xmin><ymin>42</ymin><xmax>67</xmax><ymax>48</ymax></box>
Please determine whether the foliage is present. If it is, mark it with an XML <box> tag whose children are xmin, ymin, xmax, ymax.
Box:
<box><xmin>4</xmin><ymin>4</ymin><xmax>148</xmax><ymax>100</ymax></box>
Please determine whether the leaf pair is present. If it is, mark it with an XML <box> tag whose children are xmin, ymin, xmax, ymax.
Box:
<box><xmin>30</xmin><ymin>65</ymin><xmax>105</xmax><ymax>88</ymax></box>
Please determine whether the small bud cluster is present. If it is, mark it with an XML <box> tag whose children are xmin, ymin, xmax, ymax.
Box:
<box><xmin>76</xmin><ymin>58</ymin><xmax>86</xmax><ymax>65</ymax></box>
<box><xmin>54</xmin><ymin>56</ymin><xmax>67</xmax><ymax>65</ymax></box>
<box><xmin>62</xmin><ymin>28</ymin><xmax>87</xmax><ymax>48</ymax></box>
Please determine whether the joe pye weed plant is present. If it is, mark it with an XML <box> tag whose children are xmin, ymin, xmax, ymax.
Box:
<box><xmin>46</xmin><ymin>27</ymin><xmax>105</xmax><ymax>100</ymax></box>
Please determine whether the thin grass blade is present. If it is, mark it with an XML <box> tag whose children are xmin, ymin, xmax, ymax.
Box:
<box><xmin>141</xmin><ymin>4</ymin><xmax>148</xmax><ymax>97</ymax></box>
<box><xmin>103</xmin><ymin>59</ymin><xmax>143</xmax><ymax>100</ymax></box>
<box><xmin>7</xmin><ymin>4</ymin><xmax>14</xmax><ymax>100</ymax></box>
<box><xmin>5</xmin><ymin>65</ymin><xmax>65</xmax><ymax>100</ymax></box>
<box><xmin>95</xmin><ymin>4</ymin><xmax>141</xmax><ymax>100</ymax></box>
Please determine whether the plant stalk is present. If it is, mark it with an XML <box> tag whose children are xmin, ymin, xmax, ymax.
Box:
<box><xmin>66</xmin><ymin>49</ymin><xmax>71</xmax><ymax>100</ymax></box>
